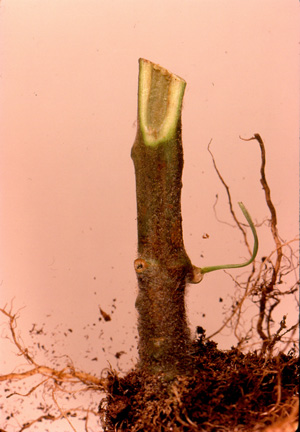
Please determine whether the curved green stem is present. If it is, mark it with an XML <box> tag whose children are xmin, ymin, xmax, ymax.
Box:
<box><xmin>194</xmin><ymin>202</ymin><xmax>258</xmax><ymax>279</ymax></box>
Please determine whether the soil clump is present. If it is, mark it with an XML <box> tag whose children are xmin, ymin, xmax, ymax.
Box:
<box><xmin>100</xmin><ymin>333</ymin><xmax>299</xmax><ymax>431</ymax></box>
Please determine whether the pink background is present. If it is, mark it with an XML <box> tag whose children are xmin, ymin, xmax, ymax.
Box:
<box><xmin>0</xmin><ymin>0</ymin><xmax>299</xmax><ymax>429</ymax></box>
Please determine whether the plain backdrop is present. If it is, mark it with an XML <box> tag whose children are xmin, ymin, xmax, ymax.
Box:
<box><xmin>0</xmin><ymin>1</ymin><xmax>299</xmax><ymax>430</ymax></box>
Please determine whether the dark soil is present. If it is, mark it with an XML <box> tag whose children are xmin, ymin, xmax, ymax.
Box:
<box><xmin>99</xmin><ymin>335</ymin><xmax>299</xmax><ymax>432</ymax></box>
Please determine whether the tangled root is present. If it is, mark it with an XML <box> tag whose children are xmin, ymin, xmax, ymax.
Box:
<box><xmin>100</xmin><ymin>340</ymin><xmax>299</xmax><ymax>432</ymax></box>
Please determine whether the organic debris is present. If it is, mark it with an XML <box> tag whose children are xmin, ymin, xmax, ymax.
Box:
<box><xmin>99</xmin><ymin>306</ymin><xmax>112</xmax><ymax>322</ymax></box>
<box><xmin>100</xmin><ymin>335</ymin><xmax>299</xmax><ymax>432</ymax></box>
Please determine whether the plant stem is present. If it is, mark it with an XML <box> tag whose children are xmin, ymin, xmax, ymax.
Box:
<box><xmin>131</xmin><ymin>59</ymin><xmax>193</xmax><ymax>376</ymax></box>
<box><xmin>131</xmin><ymin>59</ymin><xmax>259</xmax><ymax>376</ymax></box>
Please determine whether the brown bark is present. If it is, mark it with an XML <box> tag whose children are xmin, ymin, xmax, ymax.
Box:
<box><xmin>131</xmin><ymin>59</ymin><xmax>194</xmax><ymax>377</ymax></box>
